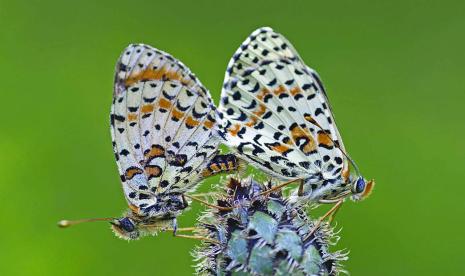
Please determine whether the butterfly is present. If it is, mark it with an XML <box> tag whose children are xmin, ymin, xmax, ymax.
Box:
<box><xmin>109</xmin><ymin>44</ymin><xmax>244</xmax><ymax>239</ymax></box>
<box><xmin>59</xmin><ymin>44</ymin><xmax>239</xmax><ymax>240</ymax></box>
<box><xmin>217</xmin><ymin>27</ymin><xmax>374</xmax><ymax>206</ymax></box>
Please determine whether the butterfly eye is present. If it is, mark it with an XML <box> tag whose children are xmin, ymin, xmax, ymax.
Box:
<box><xmin>118</xmin><ymin>217</ymin><xmax>136</xmax><ymax>232</ymax></box>
<box><xmin>352</xmin><ymin>177</ymin><xmax>365</xmax><ymax>194</ymax></box>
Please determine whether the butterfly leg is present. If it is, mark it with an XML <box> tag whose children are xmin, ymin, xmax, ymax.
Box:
<box><xmin>174</xmin><ymin>234</ymin><xmax>219</xmax><ymax>244</ymax></box>
<box><xmin>181</xmin><ymin>194</ymin><xmax>189</xmax><ymax>209</ymax></box>
<box><xmin>169</xmin><ymin>219</ymin><xmax>208</xmax><ymax>236</ymax></box>
<box><xmin>164</xmin><ymin>226</ymin><xmax>198</xmax><ymax>233</ymax></box>
<box><xmin>305</xmin><ymin>199</ymin><xmax>344</xmax><ymax>240</ymax></box>
<box><xmin>168</xmin><ymin>226</ymin><xmax>219</xmax><ymax>244</ymax></box>
<box><xmin>184</xmin><ymin>194</ymin><xmax>234</xmax><ymax>211</ymax></box>
<box><xmin>298</xmin><ymin>179</ymin><xmax>305</xmax><ymax>196</ymax></box>
<box><xmin>172</xmin><ymin>227</ymin><xmax>197</xmax><ymax>232</ymax></box>
<box><xmin>186</xmin><ymin>192</ymin><xmax>218</xmax><ymax>198</ymax></box>
<box><xmin>172</xmin><ymin>218</ymin><xmax>178</xmax><ymax>236</ymax></box>
<box><xmin>257</xmin><ymin>178</ymin><xmax>302</xmax><ymax>197</ymax></box>
<box><xmin>328</xmin><ymin>200</ymin><xmax>344</xmax><ymax>224</ymax></box>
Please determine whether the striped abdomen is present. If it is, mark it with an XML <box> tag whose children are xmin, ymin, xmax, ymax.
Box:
<box><xmin>202</xmin><ymin>154</ymin><xmax>240</xmax><ymax>177</ymax></box>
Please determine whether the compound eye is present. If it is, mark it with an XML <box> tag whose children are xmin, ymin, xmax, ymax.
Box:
<box><xmin>354</xmin><ymin>177</ymin><xmax>365</xmax><ymax>194</ymax></box>
<box><xmin>119</xmin><ymin>217</ymin><xmax>136</xmax><ymax>232</ymax></box>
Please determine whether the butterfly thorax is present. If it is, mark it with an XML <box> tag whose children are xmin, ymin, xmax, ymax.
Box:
<box><xmin>111</xmin><ymin>193</ymin><xmax>188</xmax><ymax>240</ymax></box>
<box><xmin>304</xmin><ymin>175</ymin><xmax>350</xmax><ymax>202</ymax></box>
<box><xmin>304</xmin><ymin>174</ymin><xmax>374</xmax><ymax>203</ymax></box>
<box><xmin>133</xmin><ymin>192</ymin><xmax>188</xmax><ymax>218</ymax></box>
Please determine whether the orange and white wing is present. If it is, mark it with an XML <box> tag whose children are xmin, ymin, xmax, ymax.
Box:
<box><xmin>218</xmin><ymin>27</ymin><xmax>349</xmax><ymax>183</ymax></box>
<box><xmin>111</xmin><ymin>44</ymin><xmax>219</xmax><ymax>214</ymax></box>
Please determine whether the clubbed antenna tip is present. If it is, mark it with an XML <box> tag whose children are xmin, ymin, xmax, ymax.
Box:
<box><xmin>57</xmin><ymin>220</ymin><xmax>71</xmax><ymax>228</ymax></box>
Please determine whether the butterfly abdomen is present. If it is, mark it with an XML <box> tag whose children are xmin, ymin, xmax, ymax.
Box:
<box><xmin>201</xmin><ymin>154</ymin><xmax>241</xmax><ymax>177</ymax></box>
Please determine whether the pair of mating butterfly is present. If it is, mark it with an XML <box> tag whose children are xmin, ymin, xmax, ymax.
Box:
<box><xmin>59</xmin><ymin>27</ymin><xmax>374</xmax><ymax>240</ymax></box>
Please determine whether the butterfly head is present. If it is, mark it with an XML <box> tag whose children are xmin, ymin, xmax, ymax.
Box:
<box><xmin>58</xmin><ymin>211</ymin><xmax>176</xmax><ymax>240</ymax></box>
<box><xmin>350</xmin><ymin>176</ymin><xmax>375</xmax><ymax>201</ymax></box>
<box><xmin>110</xmin><ymin>216</ymin><xmax>140</xmax><ymax>240</ymax></box>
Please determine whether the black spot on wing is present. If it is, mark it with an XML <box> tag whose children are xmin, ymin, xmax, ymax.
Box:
<box><xmin>112</xmin><ymin>114</ymin><xmax>125</xmax><ymax>122</ymax></box>
<box><xmin>267</xmin><ymin>78</ymin><xmax>277</xmax><ymax>86</ymax></box>
<box><xmin>249</xmin><ymin>82</ymin><xmax>260</xmax><ymax>93</ymax></box>
<box><xmin>243</xmin><ymin>100</ymin><xmax>257</xmax><ymax>110</ymax></box>
<box><xmin>176</xmin><ymin>101</ymin><xmax>190</xmax><ymax>111</ymax></box>
<box><xmin>314</xmin><ymin>108</ymin><xmax>324</xmax><ymax>116</ymax></box>
<box><xmin>192</xmin><ymin>107</ymin><xmax>207</xmax><ymax>119</ymax></box>
<box><xmin>233</xmin><ymin>110</ymin><xmax>248</xmax><ymax>121</ymax></box>
<box><xmin>143</xmin><ymin>97</ymin><xmax>157</xmax><ymax>103</ymax></box>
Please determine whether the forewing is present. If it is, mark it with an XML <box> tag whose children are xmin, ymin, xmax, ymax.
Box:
<box><xmin>219</xmin><ymin>27</ymin><xmax>347</xmax><ymax>182</ymax></box>
<box><xmin>111</xmin><ymin>44</ymin><xmax>218</xmax><ymax>214</ymax></box>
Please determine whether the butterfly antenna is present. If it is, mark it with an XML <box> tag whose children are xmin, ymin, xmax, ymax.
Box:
<box><xmin>344</xmin><ymin>153</ymin><xmax>361</xmax><ymax>176</ymax></box>
<box><xmin>58</xmin><ymin>217</ymin><xmax>114</xmax><ymax>228</ymax></box>
<box><xmin>174</xmin><ymin>234</ymin><xmax>220</xmax><ymax>244</ymax></box>
<box><xmin>327</xmin><ymin>134</ymin><xmax>362</xmax><ymax>177</ymax></box>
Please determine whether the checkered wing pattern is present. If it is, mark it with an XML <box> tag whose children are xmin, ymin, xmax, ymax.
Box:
<box><xmin>218</xmin><ymin>27</ymin><xmax>349</xmax><ymax>186</ymax></box>
<box><xmin>111</xmin><ymin>44</ymin><xmax>219</xmax><ymax>216</ymax></box>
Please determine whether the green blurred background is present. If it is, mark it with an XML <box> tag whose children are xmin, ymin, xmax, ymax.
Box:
<box><xmin>1</xmin><ymin>0</ymin><xmax>464</xmax><ymax>275</ymax></box>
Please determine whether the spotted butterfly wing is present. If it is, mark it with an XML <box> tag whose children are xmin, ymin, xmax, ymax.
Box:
<box><xmin>218</xmin><ymin>27</ymin><xmax>350</xmax><ymax>198</ymax></box>
<box><xmin>111</xmin><ymin>44</ymin><xmax>220</xmax><ymax>218</ymax></box>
